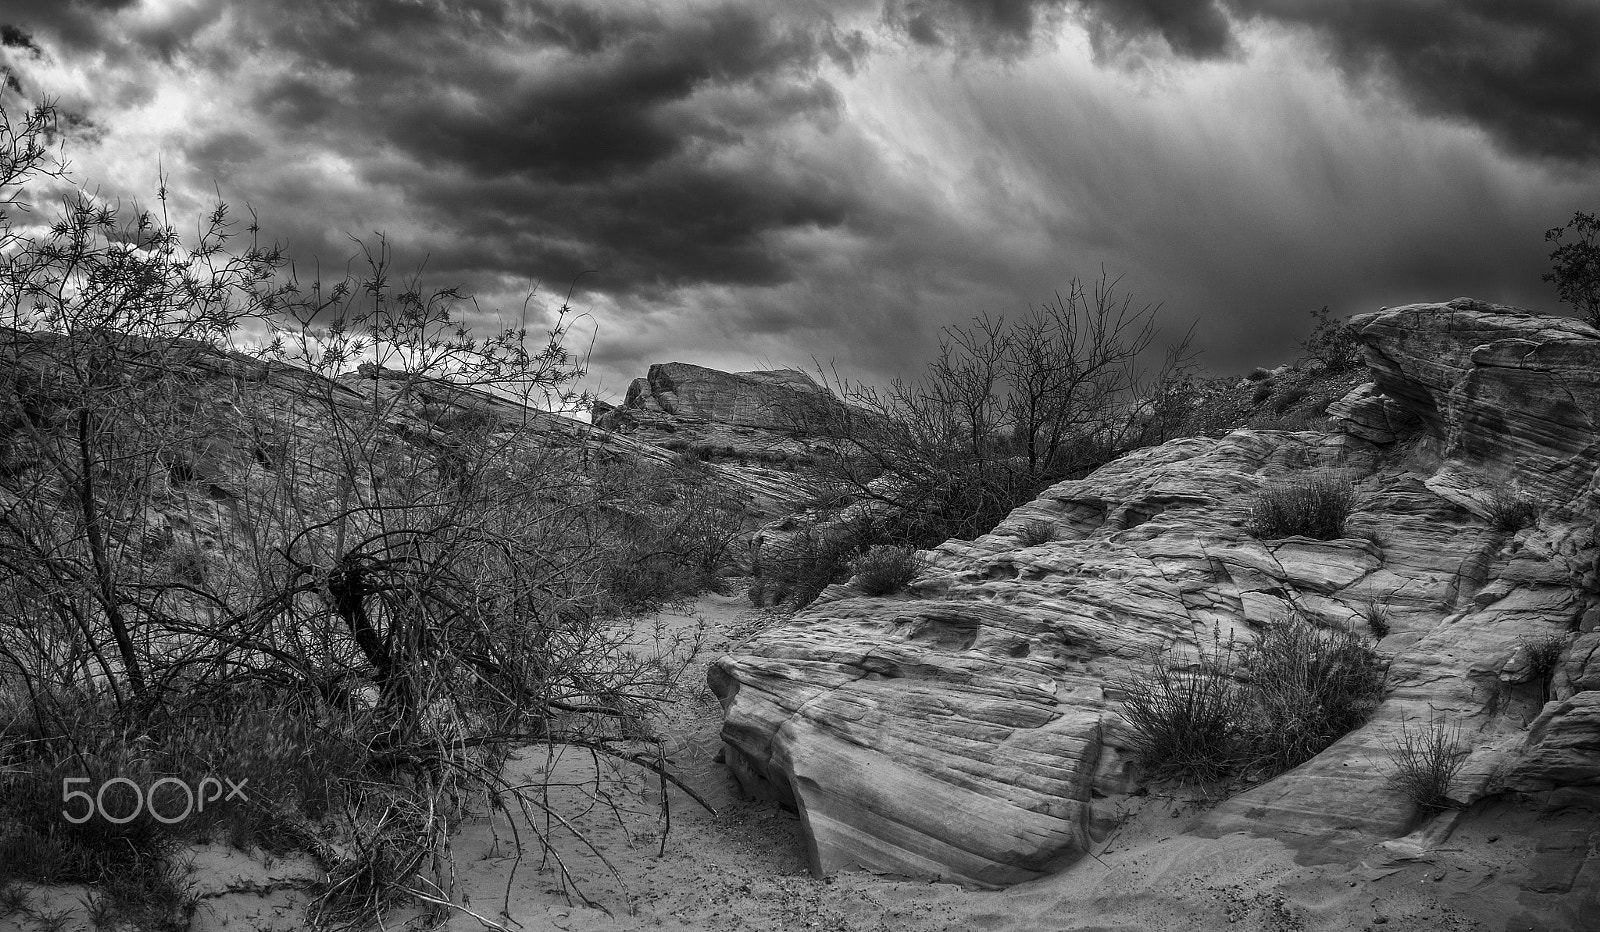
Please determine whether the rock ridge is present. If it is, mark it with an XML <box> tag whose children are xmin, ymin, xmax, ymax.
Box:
<box><xmin>712</xmin><ymin>298</ymin><xmax>1600</xmax><ymax>887</ymax></box>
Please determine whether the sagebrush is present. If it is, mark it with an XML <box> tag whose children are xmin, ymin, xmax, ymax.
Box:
<box><xmin>1121</xmin><ymin>614</ymin><xmax>1386</xmax><ymax>786</ymax></box>
<box><xmin>1385</xmin><ymin>719</ymin><xmax>1468</xmax><ymax>815</ymax></box>
<box><xmin>853</xmin><ymin>545</ymin><xmax>923</xmax><ymax>596</ymax></box>
<box><xmin>1249</xmin><ymin>472</ymin><xmax>1356</xmax><ymax>540</ymax></box>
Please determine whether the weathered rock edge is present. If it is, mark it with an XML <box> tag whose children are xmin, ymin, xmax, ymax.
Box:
<box><xmin>711</xmin><ymin>299</ymin><xmax>1600</xmax><ymax>887</ymax></box>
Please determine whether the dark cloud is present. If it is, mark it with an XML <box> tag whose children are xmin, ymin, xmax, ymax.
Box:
<box><xmin>880</xmin><ymin>0</ymin><xmax>1233</xmax><ymax>58</ymax></box>
<box><xmin>1</xmin><ymin>25</ymin><xmax>43</xmax><ymax>55</ymax></box>
<box><xmin>1</xmin><ymin>0</ymin><xmax>218</xmax><ymax>63</ymax></box>
<box><xmin>1078</xmin><ymin>0</ymin><xmax>1233</xmax><ymax>59</ymax></box>
<box><xmin>182</xmin><ymin>1</ymin><xmax>868</xmax><ymax>296</ymax></box>
<box><xmin>1231</xmin><ymin>0</ymin><xmax>1600</xmax><ymax>163</ymax></box>
<box><xmin>878</xmin><ymin>1</ymin><xmax>1600</xmax><ymax>163</ymax></box>
<box><xmin>0</xmin><ymin>0</ymin><xmax>138</xmax><ymax>52</ymax></box>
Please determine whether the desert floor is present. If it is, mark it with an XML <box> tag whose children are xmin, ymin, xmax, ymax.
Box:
<box><xmin>6</xmin><ymin>591</ymin><xmax>1596</xmax><ymax>932</ymax></box>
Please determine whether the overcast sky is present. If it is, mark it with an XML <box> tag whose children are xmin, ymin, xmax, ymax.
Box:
<box><xmin>3</xmin><ymin>0</ymin><xmax>1599</xmax><ymax>399</ymax></box>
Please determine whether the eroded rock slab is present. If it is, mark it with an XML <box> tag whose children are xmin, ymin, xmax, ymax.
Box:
<box><xmin>714</xmin><ymin>298</ymin><xmax>1600</xmax><ymax>886</ymax></box>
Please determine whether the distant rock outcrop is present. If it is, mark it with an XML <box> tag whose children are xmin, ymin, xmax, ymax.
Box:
<box><xmin>711</xmin><ymin>298</ymin><xmax>1600</xmax><ymax>888</ymax></box>
<box><xmin>595</xmin><ymin>362</ymin><xmax>863</xmax><ymax>467</ymax></box>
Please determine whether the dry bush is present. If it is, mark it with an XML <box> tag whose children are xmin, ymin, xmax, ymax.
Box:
<box><xmin>1385</xmin><ymin>718</ymin><xmax>1468</xmax><ymax>815</ymax></box>
<box><xmin>1119</xmin><ymin>640</ymin><xmax>1246</xmax><ymax>784</ymax></box>
<box><xmin>1017</xmin><ymin>519</ymin><xmax>1057</xmax><ymax>547</ymax></box>
<box><xmin>1120</xmin><ymin>614</ymin><xmax>1386</xmax><ymax>786</ymax></box>
<box><xmin>1236</xmin><ymin>617</ymin><xmax>1387</xmax><ymax>776</ymax></box>
<box><xmin>0</xmin><ymin>98</ymin><xmax>716</xmax><ymax>927</ymax></box>
<box><xmin>1249</xmin><ymin>472</ymin><xmax>1355</xmax><ymax>540</ymax></box>
<box><xmin>801</xmin><ymin>272</ymin><xmax>1193</xmax><ymax>547</ymax></box>
<box><xmin>1484</xmin><ymin>488</ymin><xmax>1539</xmax><ymax>533</ymax></box>
<box><xmin>853</xmin><ymin>545</ymin><xmax>923</xmax><ymax>596</ymax></box>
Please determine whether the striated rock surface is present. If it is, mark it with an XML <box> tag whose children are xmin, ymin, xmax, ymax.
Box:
<box><xmin>714</xmin><ymin>298</ymin><xmax>1600</xmax><ymax>887</ymax></box>
<box><xmin>594</xmin><ymin>362</ymin><xmax>868</xmax><ymax>471</ymax></box>
<box><xmin>1347</xmin><ymin>297</ymin><xmax>1600</xmax><ymax>513</ymax></box>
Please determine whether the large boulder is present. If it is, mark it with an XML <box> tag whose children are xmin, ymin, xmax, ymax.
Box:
<box><xmin>613</xmin><ymin>363</ymin><xmax>842</xmax><ymax>432</ymax></box>
<box><xmin>713</xmin><ymin>298</ymin><xmax>1600</xmax><ymax>887</ymax></box>
<box><xmin>593</xmin><ymin>362</ymin><xmax>879</xmax><ymax>466</ymax></box>
<box><xmin>1346</xmin><ymin>297</ymin><xmax>1600</xmax><ymax>513</ymax></box>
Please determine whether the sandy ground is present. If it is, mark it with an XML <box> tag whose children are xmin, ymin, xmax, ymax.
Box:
<box><xmin>5</xmin><ymin>591</ymin><xmax>1597</xmax><ymax>931</ymax></box>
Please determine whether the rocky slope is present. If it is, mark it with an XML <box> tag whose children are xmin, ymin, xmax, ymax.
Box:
<box><xmin>711</xmin><ymin>299</ymin><xmax>1600</xmax><ymax>895</ymax></box>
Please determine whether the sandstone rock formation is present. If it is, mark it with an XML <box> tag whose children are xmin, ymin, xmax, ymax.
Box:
<box><xmin>594</xmin><ymin>362</ymin><xmax>863</xmax><ymax>469</ymax></box>
<box><xmin>712</xmin><ymin>298</ymin><xmax>1600</xmax><ymax>887</ymax></box>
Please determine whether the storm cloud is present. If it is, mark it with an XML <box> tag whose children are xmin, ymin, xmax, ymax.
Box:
<box><xmin>1</xmin><ymin>0</ymin><xmax>1598</xmax><ymax>395</ymax></box>
<box><xmin>881</xmin><ymin>0</ymin><xmax>1600</xmax><ymax>162</ymax></box>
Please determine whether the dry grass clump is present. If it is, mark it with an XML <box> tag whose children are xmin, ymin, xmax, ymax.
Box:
<box><xmin>1360</xmin><ymin>600</ymin><xmax>1392</xmax><ymax>639</ymax></box>
<box><xmin>1237</xmin><ymin>619</ymin><xmax>1387</xmax><ymax>776</ymax></box>
<box><xmin>1121</xmin><ymin>614</ymin><xmax>1387</xmax><ymax>786</ymax></box>
<box><xmin>853</xmin><ymin>545</ymin><xmax>923</xmax><ymax>596</ymax></box>
<box><xmin>1119</xmin><ymin>641</ymin><xmax>1246</xmax><ymax>783</ymax></box>
<box><xmin>1484</xmin><ymin>488</ymin><xmax>1539</xmax><ymax>533</ymax></box>
<box><xmin>1017</xmin><ymin>519</ymin><xmax>1057</xmax><ymax>547</ymax></box>
<box><xmin>1248</xmin><ymin>472</ymin><xmax>1355</xmax><ymax>540</ymax></box>
<box><xmin>1385</xmin><ymin>718</ymin><xmax>1469</xmax><ymax>815</ymax></box>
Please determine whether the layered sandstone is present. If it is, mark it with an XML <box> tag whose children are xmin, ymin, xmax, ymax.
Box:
<box><xmin>711</xmin><ymin>299</ymin><xmax>1600</xmax><ymax>886</ymax></box>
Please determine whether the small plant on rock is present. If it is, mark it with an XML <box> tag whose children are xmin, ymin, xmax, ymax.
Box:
<box><xmin>1120</xmin><ymin>614</ymin><xmax>1386</xmax><ymax>786</ymax></box>
<box><xmin>1385</xmin><ymin>718</ymin><xmax>1469</xmax><ymax>815</ymax></box>
<box><xmin>1248</xmin><ymin>472</ymin><xmax>1355</xmax><ymax>541</ymax></box>
<box><xmin>1543</xmin><ymin>210</ymin><xmax>1600</xmax><ymax>327</ymax></box>
<box><xmin>1518</xmin><ymin>631</ymin><xmax>1569</xmax><ymax>702</ymax></box>
<box><xmin>1361</xmin><ymin>600</ymin><xmax>1392</xmax><ymax>639</ymax></box>
<box><xmin>1018</xmin><ymin>519</ymin><xmax>1057</xmax><ymax>547</ymax></box>
<box><xmin>853</xmin><ymin>545</ymin><xmax>923</xmax><ymax>596</ymax></box>
<box><xmin>1299</xmin><ymin>305</ymin><xmax>1364</xmax><ymax>373</ymax></box>
<box><xmin>1120</xmin><ymin>640</ymin><xmax>1246</xmax><ymax>784</ymax></box>
<box><xmin>1484</xmin><ymin>488</ymin><xmax>1539</xmax><ymax>533</ymax></box>
<box><xmin>1238</xmin><ymin>616</ymin><xmax>1387</xmax><ymax>776</ymax></box>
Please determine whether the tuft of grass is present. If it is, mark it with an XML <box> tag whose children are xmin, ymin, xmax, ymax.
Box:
<box><xmin>1518</xmin><ymin>631</ymin><xmax>1569</xmax><ymax>702</ymax></box>
<box><xmin>1385</xmin><ymin>718</ymin><xmax>1468</xmax><ymax>815</ymax></box>
<box><xmin>1120</xmin><ymin>614</ymin><xmax>1387</xmax><ymax>786</ymax></box>
<box><xmin>1248</xmin><ymin>472</ymin><xmax>1355</xmax><ymax>541</ymax></box>
<box><xmin>1119</xmin><ymin>640</ymin><xmax>1246</xmax><ymax>784</ymax></box>
<box><xmin>1484</xmin><ymin>488</ymin><xmax>1539</xmax><ymax>533</ymax></box>
<box><xmin>853</xmin><ymin>545</ymin><xmax>923</xmax><ymax>596</ymax></box>
<box><xmin>1017</xmin><ymin>519</ymin><xmax>1057</xmax><ymax>547</ymax></box>
<box><xmin>1237</xmin><ymin>617</ymin><xmax>1388</xmax><ymax>776</ymax></box>
<box><xmin>1361</xmin><ymin>600</ymin><xmax>1392</xmax><ymax>639</ymax></box>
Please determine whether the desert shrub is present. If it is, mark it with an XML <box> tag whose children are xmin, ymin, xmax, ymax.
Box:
<box><xmin>1361</xmin><ymin>600</ymin><xmax>1392</xmax><ymax>639</ymax></box>
<box><xmin>1236</xmin><ymin>617</ymin><xmax>1387</xmax><ymax>775</ymax></box>
<box><xmin>0</xmin><ymin>98</ymin><xmax>718</xmax><ymax>925</ymax></box>
<box><xmin>1484</xmin><ymin>488</ymin><xmax>1539</xmax><ymax>533</ymax></box>
<box><xmin>853</xmin><ymin>545</ymin><xmax>923</xmax><ymax>596</ymax></box>
<box><xmin>1300</xmin><ymin>305</ymin><xmax>1364</xmax><ymax>373</ymax></box>
<box><xmin>1119</xmin><ymin>641</ymin><xmax>1246</xmax><ymax>783</ymax></box>
<box><xmin>1519</xmin><ymin>631</ymin><xmax>1569</xmax><ymax>678</ymax></box>
<box><xmin>1543</xmin><ymin>210</ymin><xmax>1600</xmax><ymax>327</ymax></box>
<box><xmin>1120</xmin><ymin>615</ymin><xmax>1385</xmax><ymax>785</ymax></box>
<box><xmin>1251</xmin><ymin>383</ymin><xmax>1273</xmax><ymax>405</ymax></box>
<box><xmin>1271</xmin><ymin>385</ymin><xmax>1310</xmax><ymax>413</ymax></box>
<box><xmin>759</xmin><ymin>526</ymin><xmax>862</xmax><ymax>608</ymax></box>
<box><xmin>1247</xmin><ymin>367</ymin><xmax>1271</xmax><ymax>381</ymax></box>
<box><xmin>1518</xmin><ymin>631</ymin><xmax>1569</xmax><ymax>702</ymax></box>
<box><xmin>1248</xmin><ymin>472</ymin><xmax>1355</xmax><ymax>540</ymax></box>
<box><xmin>1018</xmin><ymin>519</ymin><xmax>1057</xmax><ymax>547</ymax></box>
<box><xmin>805</xmin><ymin>273</ymin><xmax>1193</xmax><ymax>547</ymax></box>
<box><xmin>1385</xmin><ymin>719</ymin><xmax>1468</xmax><ymax>815</ymax></box>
